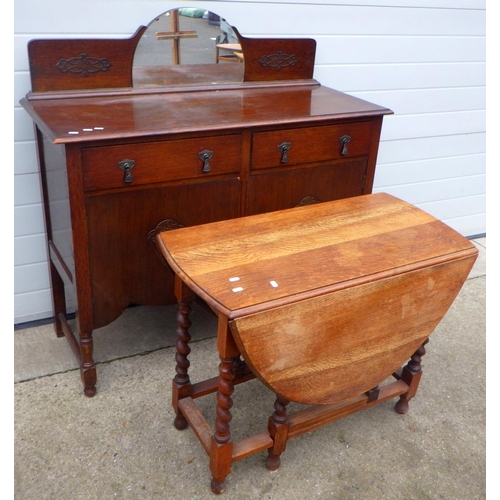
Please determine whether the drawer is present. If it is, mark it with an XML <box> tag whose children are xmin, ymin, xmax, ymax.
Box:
<box><xmin>251</xmin><ymin>121</ymin><xmax>373</xmax><ymax>170</ymax></box>
<box><xmin>82</xmin><ymin>135</ymin><xmax>242</xmax><ymax>191</ymax></box>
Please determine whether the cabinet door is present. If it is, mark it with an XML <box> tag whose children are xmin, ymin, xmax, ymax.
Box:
<box><xmin>246</xmin><ymin>159</ymin><xmax>367</xmax><ymax>215</ymax></box>
<box><xmin>86</xmin><ymin>179</ymin><xmax>240</xmax><ymax>329</ymax></box>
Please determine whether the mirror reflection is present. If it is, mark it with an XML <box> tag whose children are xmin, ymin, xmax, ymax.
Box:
<box><xmin>133</xmin><ymin>8</ymin><xmax>244</xmax><ymax>87</ymax></box>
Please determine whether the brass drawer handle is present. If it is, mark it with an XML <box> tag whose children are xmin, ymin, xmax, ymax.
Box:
<box><xmin>339</xmin><ymin>135</ymin><xmax>351</xmax><ymax>156</ymax></box>
<box><xmin>118</xmin><ymin>159</ymin><xmax>135</xmax><ymax>183</ymax></box>
<box><xmin>278</xmin><ymin>142</ymin><xmax>291</xmax><ymax>163</ymax></box>
<box><xmin>198</xmin><ymin>150</ymin><xmax>213</xmax><ymax>173</ymax></box>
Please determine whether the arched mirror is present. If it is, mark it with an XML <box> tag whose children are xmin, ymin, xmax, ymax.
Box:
<box><xmin>133</xmin><ymin>8</ymin><xmax>244</xmax><ymax>88</ymax></box>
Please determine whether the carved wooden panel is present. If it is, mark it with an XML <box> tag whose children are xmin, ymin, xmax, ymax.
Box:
<box><xmin>235</xmin><ymin>29</ymin><xmax>316</xmax><ymax>82</ymax></box>
<box><xmin>27</xmin><ymin>27</ymin><xmax>146</xmax><ymax>93</ymax></box>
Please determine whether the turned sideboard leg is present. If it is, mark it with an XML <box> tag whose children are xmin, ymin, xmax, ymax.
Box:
<box><xmin>48</xmin><ymin>260</ymin><xmax>97</xmax><ymax>397</ymax></box>
<box><xmin>172</xmin><ymin>296</ymin><xmax>194</xmax><ymax>430</ymax></box>
<box><xmin>210</xmin><ymin>356</ymin><xmax>236</xmax><ymax>494</ymax></box>
<box><xmin>395</xmin><ymin>338</ymin><xmax>429</xmax><ymax>415</ymax></box>
<box><xmin>80</xmin><ymin>333</ymin><xmax>97</xmax><ymax>397</ymax></box>
<box><xmin>266</xmin><ymin>394</ymin><xmax>290</xmax><ymax>471</ymax></box>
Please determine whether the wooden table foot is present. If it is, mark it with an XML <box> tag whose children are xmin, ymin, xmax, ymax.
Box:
<box><xmin>174</xmin><ymin>413</ymin><xmax>189</xmax><ymax>430</ymax></box>
<box><xmin>265</xmin><ymin>453</ymin><xmax>281</xmax><ymax>471</ymax></box>
<box><xmin>172</xmin><ymin>377</ymin><xmax>193</xmax><ymax>430</ymax></box>
<box><xmin>210</xmin><ymin>438</ymin><xmax>232</xmax><ymax>495</ymax></box>
<box><xmin>266</xmin><ymin>394</ymin><xmax>290</xmax><ymax>471</ymax></box>
<box><xmin>211</xmin><ymin>477</ymin><xmax>227</xmax><ymax>495</ymax></box>
<box><xmin>395</xmin><ymin>339</ymin><xmax>429</xmax><ymax>414</ymax></box>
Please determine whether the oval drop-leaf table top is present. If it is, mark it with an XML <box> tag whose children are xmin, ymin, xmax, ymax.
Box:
<box><xmin>157</xmin><ymin>193</ymin><xmax>477</xmax><ymax>405</ymax></box>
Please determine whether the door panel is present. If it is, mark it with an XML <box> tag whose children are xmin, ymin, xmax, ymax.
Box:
<box><xmin>86</xmin><ymin>178</ymin><xmax>241</xmax><ymax>329</ymax></box>
<box><xmin>246</xmin><ymin>159</ymin><xmax>368</xmax><ymax>215</ymax></box>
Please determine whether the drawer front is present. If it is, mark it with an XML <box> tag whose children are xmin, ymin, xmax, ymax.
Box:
<box><xmin>251</xmin><ymin>121</ymin><xmax>373</xmax><ymax>170</ymax></box>
<box><xmin>82</xmin><ymin>134</ymin><xmax>242</xmax><ymax>191</ymax></box>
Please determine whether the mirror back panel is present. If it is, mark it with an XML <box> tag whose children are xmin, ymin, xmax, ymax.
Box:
<box><xmin>26</xmin><ymin>8</ymin><xmax>317</xmax><ymax>95</ymax></box>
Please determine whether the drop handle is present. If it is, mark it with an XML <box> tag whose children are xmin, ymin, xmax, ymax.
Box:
<box><xmin>198</xmin><ymin>150</ymin><xmax>213</xmax><ymax>173</ymax></box>
<box><xmin>339</xmin><ymin>135</ymin><xmax>351</xmax><ymax>156</ymax></box>
<box><xmin>278</xmin><ymin>142</ymin><xmax>291</xmax><ymax>163</ymax></box>
<box><xmin>118</xmin><ymin>159</ymin><xmax>135</xmax><ymax>183</ymax></box>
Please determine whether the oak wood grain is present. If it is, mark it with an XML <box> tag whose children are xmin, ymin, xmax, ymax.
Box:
<box><xmin>250</xmin><ymin>120</ymin><xmax>373</xmax><ymax>169</ymax></box>
<box><xmin>158</xmin><ymin>193</ymin><xmax>477</xmax><ymax>405</ymax></box>
<box><xmin>21</xmin><ymin>86</ymin><xmax>391</xmax><ymax>145</ymax></box>
<box><xmin>158</xmin><ymin>193</ymin><xmax>476</xmax><ymax>318</ymax></box>
<box><xmin>82</xmin><ymin>134</ymin><xmax>242</xmax><ymax>191</ymax></box>
<box><xmin>231</xmin><ymin>257</ymin><xmax>474</xmax><ymax>405</ymax></box>
<box><xmin>22</xmin><ymin>28</ymin><xmax>392</xmax><ymax>399</ymax></box>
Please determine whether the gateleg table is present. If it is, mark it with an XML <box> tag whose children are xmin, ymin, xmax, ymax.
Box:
<box><xmin>156</xmin><ymin>193</ymin><xmax>477</xmax><ymax>494</ymax></box>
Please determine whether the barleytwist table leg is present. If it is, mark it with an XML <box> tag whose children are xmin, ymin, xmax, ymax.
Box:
<box><xmin>395</xmin><ymin>338</ymin><xmax>429</xmax><ymax>414</ymax></box>
<box><xmin>266</xmin><ymin>394</ymin><xmax>290</xmax><ymax>471</ymax></box>
<box><xmin>173</xmin><ymin>299</ymin><xmax>193</xmax><ymax>430</ymax></box>
<box><xmin>210</xmin><ymin>356</ymin><xmax>237</xmax><ymax>494</ymax></box>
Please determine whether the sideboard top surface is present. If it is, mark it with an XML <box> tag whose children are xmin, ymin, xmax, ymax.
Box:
<box><xmin>21</xmin><ymin>84</ymin><xmax>392</xmax><ymax>145</ymax></box>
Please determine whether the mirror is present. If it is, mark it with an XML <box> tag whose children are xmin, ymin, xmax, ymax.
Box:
<box><xmin>133</xmin><ymin>8</ymin><xmax>244</xmax><ymax>88</ymax></box>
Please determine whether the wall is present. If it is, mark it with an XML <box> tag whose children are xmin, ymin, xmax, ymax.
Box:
<box><xmin>13</xmin><ymin>0</ymin><xmax>486</xmax><ymax>324</ymax></box>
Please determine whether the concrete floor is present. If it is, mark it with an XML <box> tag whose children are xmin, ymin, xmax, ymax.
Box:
<box><xmin>14</xmin><ymin>238</ymin><xmax>486</xmax><ymax>499</ymax></box>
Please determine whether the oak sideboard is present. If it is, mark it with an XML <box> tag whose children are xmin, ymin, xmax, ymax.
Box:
<box><xmin>21</xmin><ymin>9</ymin><xmax>392</xmax><ymax>395</ymax></box>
